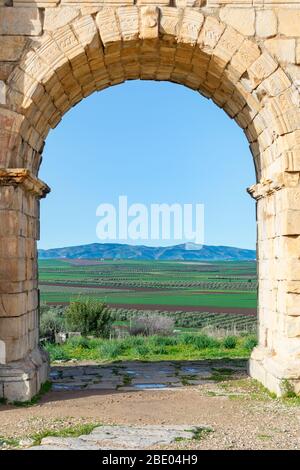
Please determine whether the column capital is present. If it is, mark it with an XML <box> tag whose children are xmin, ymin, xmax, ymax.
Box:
<box><xmin>0</xmin><ymin>169</ymin><xmax>50</xmax><ymax>199</ymax></box>
<box><xmin>247</xmin><ymin>178</ymin><xmax>284</xmax><ymax>200</ymax></box>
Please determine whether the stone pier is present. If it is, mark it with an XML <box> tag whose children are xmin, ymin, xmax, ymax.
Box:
<box><xmin>0</xmin><ymin>170</ymin><xmax>49</xmax><ymax>401</ymax></box>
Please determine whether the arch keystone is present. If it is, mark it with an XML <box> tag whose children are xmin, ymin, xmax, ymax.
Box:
<box><xmin>140</xmin><ymin>6</ymin><xmax>160</xmax><ymax>40</ymax></box>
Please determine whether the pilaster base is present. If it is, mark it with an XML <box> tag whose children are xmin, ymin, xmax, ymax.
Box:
<box><xmin>0</xmin><ymin>347</ymin><xmax>49</xmax><ymax>402</ymax></box>
<box><xmin>249</xmin><ymin>346</ymin><xmax>300</xmax><ymax>396</ymax></box>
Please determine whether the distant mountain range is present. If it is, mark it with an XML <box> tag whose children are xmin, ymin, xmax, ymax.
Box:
<box><xmin>38</xmin><ymin>243</ymin><xmax>256</xmax><ymax>261</ymax></box>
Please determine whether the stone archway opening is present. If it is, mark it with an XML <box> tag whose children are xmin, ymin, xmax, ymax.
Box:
<box><xmin>1</xmin><ymin>5</ymin><xmax>300</xmax><ymax>401</ymax></box>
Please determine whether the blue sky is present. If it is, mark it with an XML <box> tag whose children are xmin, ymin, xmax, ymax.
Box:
<box><xmin>39</xmin><ymin>80</ymin><xmax>256</xmax><ymax>250</ymax></box>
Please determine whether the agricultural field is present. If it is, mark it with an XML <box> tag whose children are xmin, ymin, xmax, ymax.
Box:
<box><xmin>39</xmin><ymin>259</ymin><xmax>257</xmax><ymax>332</ymax></box>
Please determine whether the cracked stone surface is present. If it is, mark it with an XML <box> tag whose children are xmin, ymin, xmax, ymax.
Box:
<box><xmin>50</xmin><ymin>360</ymin><xmax>247</xmax><ymax>391</ymax></box>
<box><xmin>32</xmin><ymin>425</ymin><xmax>205</xmax><ymax>450</ymax></box>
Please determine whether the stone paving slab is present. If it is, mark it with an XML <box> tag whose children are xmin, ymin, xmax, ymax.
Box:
<box><xmin>32</xmin><ymin>425</ymin><xmax>208</xmax><ymax>450</ymax></box>
<box><xmin>50</xmin><ymin>360</ymin><xmax>247</xmax><ymax>392</ymax></box>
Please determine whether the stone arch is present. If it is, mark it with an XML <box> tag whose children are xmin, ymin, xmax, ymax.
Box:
<box><xmin>1</xmin><ymin>4</ymin><xmax>300</xmax><ymax>401</ymax></box>
<box><xmin>6</xmin><ymin>7</ymin><xmax>294</xmax><ymax>177</ymax></box>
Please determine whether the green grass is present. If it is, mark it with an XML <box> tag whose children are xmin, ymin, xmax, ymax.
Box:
<box><xmin>175</xmin><ymin>426</ymin><xmax>214</xmax><ymax>442</ymax></box>
<box><xmin>191</xmin><ymin>427</ymin><xmax>214</xmax><ymax>440</ymax></box>
<box><xmin>45</xmin><ymin>333</ymin><xmax>256</xmax><ymax>363</ymax></box>
<box><xmin>0</xmin><ymin>436</ymin><xmax>20</xmax><ymax>448</ymax></box>
<box><xmin>30</xmin><ymin>423</ymin><xmax>101</xmax><ymax>446</ymax></box>
<box><xmin>39</xmin><ymin>259</ymin><xmax>257</xmax><ymax>313</ymax></box>
<box><xmin>40</xmin><ymin>290</ymin><xmax>257</xmax><ymax>309</ymax></box>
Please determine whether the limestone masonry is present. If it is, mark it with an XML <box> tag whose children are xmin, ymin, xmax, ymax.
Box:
<box><xmin>1</xmin><ymin>1</ymin><xmax>300</xmax><ymax>401</ymax></box>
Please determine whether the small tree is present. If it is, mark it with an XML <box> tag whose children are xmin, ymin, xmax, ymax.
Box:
<box><xmin>65</xmin><ymin>298</ymin><xmax>113</xmax><ymax>338</ymax></box>
<box><xmin>40</xmin><ymin>305</ymin><xmax>66</xmax><ymax>342</ymax></box>
<box><xmin>130</xmin><ymin>315</ymin><xmax>174</xmax><ymax>336</ymax></box>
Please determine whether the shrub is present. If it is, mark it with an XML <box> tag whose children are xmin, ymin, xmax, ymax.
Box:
<box><xmin>133</xmin><ymin>344</ymin><xmax>150</xmax><ymax>357</ymax></box>
<box><xmin>223</xmin><ymin>336</ymin><xmax>238</xmax><ymax>349</ymax></box>
<box><xmin>151</xmin><ymin>346</ymin><xmax>168</xmax><ymax>355</ymax></box>
<box><xmin>122</xmin><ymin>336</ymin><xmax>144</xmax><ymax>349</ymax></box>
<box><xmin>149</xmin><ymin>335</ymin><xmax>178</xmax><ymax>347</ymax></box>
<box><xmin>180</xmin><ymin>333</ymin><xmax>197</xmax><ymax>346</ymax></box>
<box><xmin>45</xmin><ymin>344</ymin><xmax>70</xmax><ymax>361</ymax></box>
<box><xmin>40</xmin><ymin>305</ymin><xmax>66</xmax><ymax>342</ymax></box>
<box><xmin>243</xmin><ymin>336</ymin><xmax>258</xmax><ymax>351</ymax></box>
<box><xmin>180</xmin><ymin>333</ymin><xmax>219</xmax><ymax>349</ymax></box>
<box><xmin>99</xmin><ymin>341</ymin><xmax>124</xmax><ymax>360</ymax></box>
<box><xmin>67</xmin><ymin>336</ymin><xmax>91</xmax><ymax>349</ymax></box>
<box><xmin>65</xmin><ymin>298</ymin><xmax>113</xmax><ymax>338</ymax></box>
<box><xmin>130</xmin><ymin>315</ymin><xmax>174</xmax><ymax>336</ymax></box>
<box><xmin>194</xmin><ymin>334</ymin><xmax>220</xmax><ymax>349</ymax></box>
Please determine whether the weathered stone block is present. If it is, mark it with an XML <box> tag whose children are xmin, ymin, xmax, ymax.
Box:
<box><xmin>0</xmin><ymin>256</ymin><xmax>27</xmax><ymax>282</ymax></box>
<box><xmin>197</xmin><ymin>16</ymin><xmax>225</xmax><ymax>54</ymax></box>
<box><xmin>278</xmin><ymin>9</ymin><xmax>300</xmax><ymax>37</ymax></box>
<box><xmin>231</xmin><ymin>39</ymin><xmax>260</xmax><ymax>76</ymax></box>
<box><xmin>248</xmin><ymin>52</ymin><xmax>278</xmax><ymax>87</ymax></box>
<box><xmin>219</xmin><ymin>7</ymin><xmax>255</xmax><ymax>36</ymax></box>
<box><xmin>260</xmin><ymin>68</ymin><xmax>291</xmax><ymax>97</ymax></box>
<box><xmin>0</xmin><ymin>37</ymin><xmax>26</xmax><ymax>62</ymax></box>
<box><xmin>44</xmin><ymin>7</ymin><xmax>80</xmax><ymax>31</ymax></box>
<box><xmin>3</xmin><ymin>376</ymin><xmax>36</xmax><ymax>402</ymax></box>
<box><xmin>160</xmin><ymin>7</ymin><xmax>181</xmax><ymax>39</ymax></box>
<box><xmin>137</xmin><ymin>0</ymin><xmax>169</xmax><ymax>3</ymax></box>
<box><xmin>265</xmin><ymin>38</ymin><xmax>296</xmax><ymax>64</ymax></box>
<box><xmin>0</xmin><ymin>7</ymin><xmax>42</xmax><ymax>36</ymax></box>
<box><xmin>256</xmin><ymin>10</ymin><xmax>277</xmax><ymax>39</ymax></box>
<box><xmin>177</xmin><ymin>9</ymin><xmax>204</xmax><ymax>45</ymax></box>
<box><xmin>0</xmin><ymin>237</ymin><xmax>26</xmax><ymax>259</ymax></box>
<box><xmin>0</xmin><ymin>292</ymin><xmax>28</xmax><ymax>317</ymax></box>
<box><xmin>213</xmin><ymin>26</ymin><xmax>244</xmax><ymax>70</ymax></box>
<box><xmin>140</xmin><ymin>6</ymin><xmax>159</xmax><ymax>40</ymax></box>
<box><xmin>0</xmin><ymin>314</ymin><xmax>29</xmax><ymax>340</ymax></box>
<box><xmin>117</xmin><ymin>6</ymin><xmax>139</xmax><ymax>41</ymax></box>
<box><xmin>14</xmin><ymin>0</ymin><xmax>59</xmax><ymax>6</ymax></box>
<box><xmin>96</xmin><ymin>8</ymin><xmax>121</xmax><ymax>45</ymax></box>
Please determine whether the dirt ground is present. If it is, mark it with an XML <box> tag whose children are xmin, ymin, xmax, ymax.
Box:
<box><xmin>0</xmin><ymin>371</ymin><xmax>299</xmax><ymax>450</ymax></box>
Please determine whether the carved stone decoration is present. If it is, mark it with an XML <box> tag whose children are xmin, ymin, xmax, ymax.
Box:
<box><xmin>247</xmin><ymin>178</ymin><xmax>284</xmax><ymax>200</ymax></box>
<box><xmin>140</xmin><ymin>6</ymin><xmax>159</xmax><ymax>39</ymax></box>
<box><xmin>0</xmin><ymin>169</ymin><xmax>50</xmax><ymax>198</ymax></box>
<box><xmin>159</xmin><ymin>7</ymin><xmax>181</xmax><ymax>39</ymax></box>
<box><xmin>177</xmin><ymin>9</ymin><xmax>204</xmax><ymax>45</ymax></box>
<box><xmin>117</xmin><ymin>6</ymin><xmax>139</xmax><ymax>41</ymax></box>
<box><xmin>96</xmin><ymin>8</ymin><xmax>121</xmax><ymax>46</ymax></box>
<box><xmin>197</xmin><ymin>16</ymin><xmax>225</xmax><ymax>54</ymax></box>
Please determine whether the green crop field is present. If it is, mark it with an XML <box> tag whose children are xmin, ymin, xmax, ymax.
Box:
<box><xmin>39</xmin><ymin>259</ymin><xmax>257</xmax><ymax>332</ymax></box>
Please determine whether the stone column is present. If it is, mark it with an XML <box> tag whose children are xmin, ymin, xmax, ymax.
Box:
<box><xmin>0</xmin><ymin>169</ymin><xmax>50</xmax><ymax>402</ymax></box>
<box><xmin>248</xmin><ymin>177</ymin><xmax>300</xmax><ymax>396</ymax></box>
